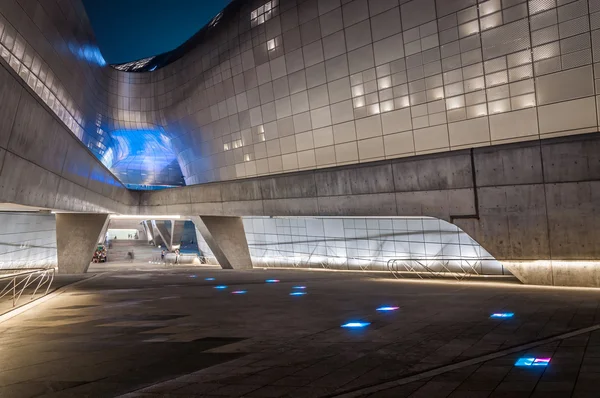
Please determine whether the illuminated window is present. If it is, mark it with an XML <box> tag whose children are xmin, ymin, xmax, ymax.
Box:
<box><xmin>380</xmin><ymin>100</ymin><xmax>394</xmax><ymax>113</ymax></box>
<box><xmin>367</xmin><ymin>103</ymin><xmax>380</xmax><ymax>115</ymax></box>
<box><xmin>251</xmin><ymin>1</ymin><xmax>278</xmax><ymax>27</ymax></box>
<box><xmin>232</xmin><ymin>139</ymin><xmax>243</xmax><ymax>149</ymax></box>
<box><xmin>352</xmin><ymin>84</ymin><xmax>364</xmax><ymax>98</ymax></box>
<box><xmin>353</xmin><ymin>96</ymin><xmax>365</xmax><ymax>108</ymax></box>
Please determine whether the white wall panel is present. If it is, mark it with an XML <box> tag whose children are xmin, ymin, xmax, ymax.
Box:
<box><xmin>232</xmin><ymin>216</ymin><xmax>507</xmax><ymax>275</ymax></box>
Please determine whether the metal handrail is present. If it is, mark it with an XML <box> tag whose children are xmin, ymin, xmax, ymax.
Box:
<box><xmin>250</xmin><ymin>252</ymin><xmax>493</xmax><ymax>277</ymax></box>
<box><xmin>0</xmin><ymin>267</ymin><xmax>56</xmax><ymax>308</ymax></box>
<box><xmin>386</xmin><ymin>258</ymin><xmax>486</xmax><ymax>280</ymax></box>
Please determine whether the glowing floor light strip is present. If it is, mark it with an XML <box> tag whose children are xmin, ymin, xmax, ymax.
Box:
<box><xmin>265</xmin><ymin>279</ymin><xmax>280</xmax><ymax>283</ymax></box>
<box><xmin>293</xmin><ymin>286</ymin><xmax>307</xmax><ymax>289</ymax></box>
<box><xmin>490</xmin><ymin>313</ymin><xmax>514</xmax><ymax>318</ymax></box>
<box><xmin>515</xmin><ymin>357</ymin><xmax>550</xmax><ymax>367</ymax></box>
<box><xmin>376</xmin><ymin>306</ymin><xmax>399</xmax><ymax>312</ymax></box>
<box><xmin>189</xmin><ymin>275</ymin><xmax>197</xmax><ymax>278</ymax></box>
<box><xmin>232</xmin><ymin>290</ymin><xmax>247</xmax><ymax>294</ymax></box>
<box><xmin>290</xmin><ymin>292</ymin><xmax>306</xmax><ymax>296</ymax></box>
<box><xmin>205</xmin><ymin>277</ymin><xmax>215</xmax><ymax>281</ymax></box>
<box><xmin>341</xmin><ymin>322</ymin><xmax>371</xmax><ymax>328</ymax></box>
<box><xmin>214</xmin><ymin>285</ymin><xmax>228</xmax><ymax>289</ymax></box>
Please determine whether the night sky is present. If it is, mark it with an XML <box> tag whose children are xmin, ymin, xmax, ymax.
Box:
<box><xmin>82</xmin><ymin>0</ymin><xmax>232</xmax><ymax>64</ymax></box>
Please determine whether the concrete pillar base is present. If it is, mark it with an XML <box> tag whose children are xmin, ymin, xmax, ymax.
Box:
<box><xmin>503</xmin><ymin>261</ymin><xmax>600</xmax><ymax>288</ymax></box>
<box><xmin>56</xmin><ymin>213</ymin><xmax>109</xmax><ymax>274</ymax></box>
<box><xmin>192</xmin><ymin>216</ymin><xmax>252</xmax><ymax>270</ymax></box>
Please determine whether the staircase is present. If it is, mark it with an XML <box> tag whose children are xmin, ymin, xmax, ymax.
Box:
<box><xmin>106</xmin><ymin>240</ymin><xmax>159</xmax><ymax>263</ymax></box>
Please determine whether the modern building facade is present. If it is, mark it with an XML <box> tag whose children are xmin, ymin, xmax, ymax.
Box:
<box><xmin>1</xmin><ymin>0</ymin><xmax>600</xmax><ymax>286</ymax></box>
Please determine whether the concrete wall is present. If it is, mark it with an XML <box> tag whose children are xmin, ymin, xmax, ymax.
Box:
<box><xmin>456</xmin><ymin>134</ymin><xmax>600</xmax><ymax>286</ymax></box>
<box><xmin>0</xmin><ymin>212</ymin><xmax>57</xmax><ymax>270</ymax></box>
<box><xmin>138</xmin><ymin>140</ymin><xmax>478</xmax><ymax>219</ymax></box>
<box><xmin>141</xmin><ymin>132</ymin><xmax>600</xmax><ymax>286</ymax></box>
<box><xmin>0</xmin><ymin>52</ymin><xmax>138</xmax><ymax>213</ymax></box>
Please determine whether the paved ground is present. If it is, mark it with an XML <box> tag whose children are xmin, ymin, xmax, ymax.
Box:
<box><xmin>0</xmin><ymin>266</ymin><xmax>599</xmax><ymax>397</ymax></box>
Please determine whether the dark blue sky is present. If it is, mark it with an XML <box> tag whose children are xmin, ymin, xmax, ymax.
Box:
<box><xmin>83</xmin><ymin>0</ymin><xmax>232</xmax><ymax>64</ymax></box>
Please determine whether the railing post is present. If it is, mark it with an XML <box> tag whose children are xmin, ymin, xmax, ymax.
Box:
<box><xmin>12</xmin><ymin>277</ymin><xmax>16</xmax><ymax>307</ymax></box>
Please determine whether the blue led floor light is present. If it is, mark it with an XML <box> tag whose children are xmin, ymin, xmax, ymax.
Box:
<box><xmin>515</xmin><ymin>357</ymin><xmax>550</xmax><ymax>367</ymax></box>
<box><xmin>341</xmin><ymin>322</ymin><xmax>371</xmax><ymax>328</ymax></box>
<box><xmin>214</xmin><ymin>285</ymin><xmax>228</xmax><ymax>289</ymax></box>
<box><xmin>265</xmin><ymin>279</ymin><xmax>280</xmax><ymax>283</ymax></box>
<box><xmin>205</xmin><ymin>277</ymin><xmax>215</xmax><ymax>281</ymax></box>
<box><xmin>376</xmin><ymin>306</ymin><xmax>399</xmax><ymax>312</ymax></box>
<box><xmin>289</xmin><ymin>292</ymin><xmax>306</xmax><ymax>296</ymax></box>
<box><xmin>490</xmin><ymin>313</ymin><xmax>514</xmax><ymax>319</ymax></box>
<box><xmin>292</xmin><ymin>286</ymin><xmax>307</xmax><ymax>289</ymax></box>
<box><xmin>232</xmin><ymin>290</ymin><xmax>247</xmax><ymax>294</ymax></box>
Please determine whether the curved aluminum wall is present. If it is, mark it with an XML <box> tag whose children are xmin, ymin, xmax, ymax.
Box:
<box><xmin>194</xmin><ymin>216</ymin><xmax>507</xmax><ymax>275</ymax></box>
<box><xmin>0</xmin><ymin>0</ymin><xmax>180</xmax><ymax>188</ymax></box>
<box><xmin>2</xmin><ymin>0</ymin><xmax>600</xmax><ymax>189</ymax></box>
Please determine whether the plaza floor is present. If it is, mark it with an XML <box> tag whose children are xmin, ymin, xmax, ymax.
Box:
<box><xmin>0</xmin><ymin>266</ymin><xmax>599</xmax><ymax>397</ymax></box>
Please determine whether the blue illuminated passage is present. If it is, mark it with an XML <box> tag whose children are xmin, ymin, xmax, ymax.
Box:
<box><xmin>290</xmin><ymin>292</ymin><xmax>306</xmax><ymax>296</ymax></box>
<box><xmin>232</xmin><ymin>290</ymin><xmax>247</xmax><ymax>294</ymax></box>
<box><xmin>377</xmin><ymin>306</ymin><xmax>399</xmax><ymax>312</ymax></box>
<box><xmin>515</xmin><ymin>357</ymin><xmax>550</xmax><ymax>367</ymax></box>
<box><xmin>265</xmin><ymin>279</ymin><xmax>280</xmax><ymax>283</ymax></box>
<box><xmin>205</xmin><ymin>278</ymin><xmax>215</xmax><ymax>281</ymax></box>
<box><xmin>341</xmin><ymin>322</ymin><xmax>371</xmax><ymax>328</ymax></box>
<box><xmin>214</xmin><ymin>285</ymin><xmax>228</xmax><ymax>290</ymax></box>
<box><xmin>106</xmin><ymin>128</ymin><xmax>184</xmax><ymax>188</ymax></box>
<box><xmin>293</xmin><ymin>286</ymin><xmax>307</xmax><ymax>289</ymax></box>
<box><xmin>67</xmin><ymin>43</ymin><xmax>106</xmax><ymax>66</ymax></box>
<box><xmin>490</xmin><ymin>313</ymin><xmax>514</xmax><ymax>318</ymax></box>
<box><xmin>189</xmin><ymin>275</ymin><xmax>197</xmax><ymax>278</ymax></box>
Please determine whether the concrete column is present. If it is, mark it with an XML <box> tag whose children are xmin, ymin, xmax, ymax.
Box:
<box><xmin>191</xmin><ymin>216</ymin><xmax>252</xmax><ymax>269</ymax></box>
<box><xmin>171</xmin><ymin>220</ymin><xmax>185</xmax><ymax>249</ymax></box>
<box><xmin>154</xmin><ymin>220</ymin><xmax>184</xmax><ymax>250</ymax></box>
<box><xmin>56</xmin><ymin>213</ymin><xmax>109</xmax><ymax>274</ymax></box>
<box><xmin>151</xmin><ymin>220</ymin><xmax>167</xmax><ymax>248</ymax></box>
<box><xmin>142</xmin><ymin>220</ymin><xmax>152</xmax><ymax>242</ymax></box>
